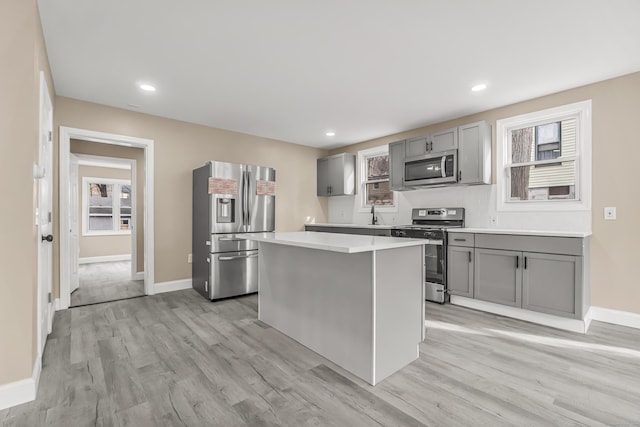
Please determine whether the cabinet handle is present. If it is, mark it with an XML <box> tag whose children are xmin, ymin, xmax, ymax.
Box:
<box><xmin>524</xmin><ymin>256</ymin><xmax>528</xmax><ymax>269</ymax></box>
<box><xmin>515</xmin><ymin>256</ymin><xmax>519</xmax><ymax>269</ymax></box>
<box><xmin>468</xmin><ymin>251</ymin><xmax>472</xmax><ymax>263</ymax></box>
<box><xmin>458</xmin><ymin>170</ymin><xmax>462</xmax><ymax>181</ymax></box>
<box><xmin>430</xmin><ymin>142</ymin><xmax>433</xmax><ymax>151</ymax></box>
<box><xmin>453</xmin><ymin>238</ymin><xmax>466</xmax><ymax>242</ymax></box>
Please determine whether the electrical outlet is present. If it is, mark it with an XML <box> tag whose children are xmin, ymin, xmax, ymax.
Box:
<box><xmin>187</xmin><ymin>253</ymin><xmax>193</xmax><ymax>263</ymax></box>
<box><xmin>604</xmin><ymin>207</ymin><xmax>616</xmax><ymax>220</ymax></box>
<box><xmin>490</xmin><ymin>216</ymin><xmax>498</xmax><ymax>226</ymax></box>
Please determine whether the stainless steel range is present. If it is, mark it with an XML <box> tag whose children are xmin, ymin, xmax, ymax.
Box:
<box><xmin>391</xmin><ymin>208</ymin><xmax>465</xmax><ymax>304</ymax></box>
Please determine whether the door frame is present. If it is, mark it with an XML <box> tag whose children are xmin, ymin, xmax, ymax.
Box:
<box><xmin>74</xmin><ymin>154</ymin><xmax>138</xmax><ymax>279</ymax></box>
<box><xmin>59</xmin><ymin>127</ymin><xmax>155</xmax><ymax>309</ymax></box>
<box><xmin>37</xmin><ymin>72</ymin><xmax>54</xmax><ymax>355</ymax></box>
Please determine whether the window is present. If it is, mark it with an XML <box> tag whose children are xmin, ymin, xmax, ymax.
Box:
<box><xmin>83</xmin><ymin>177</ymin><xmax>132</xmax><ymax>235</ymax></box>
<box><xmin>358</xmin><ymin>146</ymin><xmax>397</xmax><ymax>211</ymax></box>
<box><xmin>496</xmin><ymin>100</ymin><xmax>591</xmax><ymax>212</ymax></box>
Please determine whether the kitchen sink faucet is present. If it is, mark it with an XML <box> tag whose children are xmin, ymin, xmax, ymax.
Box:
<box><xmin>370</xmin><ymin>205</ymin><xmax>378</xmax><ymax>225</ymax></box>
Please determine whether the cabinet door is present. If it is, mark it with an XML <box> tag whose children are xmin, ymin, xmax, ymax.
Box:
<box><xmin>522</xmin><ymin>252</ymin><xmax>581</xmax><ymax>318</ymax></box>
<box><xmin>328</xmin><ymin>156</ymin><xmax>343</xmax><ymax>195</ymax></box>
<box><xmin>447</xmin><ymin>246</ymin><xmax>474</xmax><ymax>297</ymax></box>
<box><xmin>389</xmin><ymin>140</ymin><xmax>406</xmax><ymax>191</ymax></box>
<box><xmin>459</xmin><ymin>121</ymin><xmax>491</xmax><ymax>184</ymax></box>
<box><xmin>317</xmin><ymin>158</ymin><xmax>329</xmax><ymax>196</ymax></box>
<box><xmin>474</xmin><ymin>248</ymin><xmax>522</xmax><ymax>307</ymax></box>
<box><xmin>406</xmin><ymin>136</ymin><xmax>428</xmax><ymax>157</ymax></box>
<box><xmin>431</xmin><ymin>127</ymin><xmax>458</xmax><ymax>152</ymax></box>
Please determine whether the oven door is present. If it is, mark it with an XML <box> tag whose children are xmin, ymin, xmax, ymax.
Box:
<box><xmin>404</xmin><ymin>150</ymin><xmax>457</xmax><ymax>186</ymax></box>
<box><xmin>424</xmin><ymin>241</ymin><xmax>447</xmax><ymax>303</ymax></box>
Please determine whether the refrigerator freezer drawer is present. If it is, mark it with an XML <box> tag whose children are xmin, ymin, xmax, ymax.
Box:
<box><xmin>209</xmin><ymin>250</ymin><xmax>258</xmax><ymax>299</ymax></box>
<box><xmin>209</xmin><ymin>234</ymin><xmax>259</xmax><ymax>253</ymax></box>
<box><xmin>425</xmin><ymin>282</ymin><xmax>446</xmax><ymax>304</ymax></box>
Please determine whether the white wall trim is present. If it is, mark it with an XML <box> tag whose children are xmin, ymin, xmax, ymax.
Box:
<box><xmin>154</xmin><ymin>279</ymin><xmax>192</xmax><ymax>294</ymax></box>
<box><xmin>590</xmin><ymin>306</ymin><xmax>640</xmax><ymax>330</ymax></box>
<box><xmin>0</xmin><ymin>354</ymin><xmax>42</xmax><ymax>411</ymax></box>
<box><xmin>79</xmin><ymin>254</ymin><xmax>132</xmax><ymax>264</ymax></box>
<box><xmin>450</xmin><ymin>296</ymin><xmax>590</xmax><ymax>334</ymax></box>
<box><xmin>59</xmin><ymin>126</ymin><xmax>155</xmax><ymax>308</ymax></box>
<box><xmin>133</xmin><ymin>271</ymin><xmax>144</xmax><ymax>281</ymax></box>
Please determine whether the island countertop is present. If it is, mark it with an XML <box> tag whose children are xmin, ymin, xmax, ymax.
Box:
<box><xmin>246</xmin><ymin>231</ymin><xmax>429</xmax><ymax>253</ymax></box>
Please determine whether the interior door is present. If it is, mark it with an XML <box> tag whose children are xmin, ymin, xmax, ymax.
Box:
<box><xmin>37</xmin><ymin>72</ymin><xmax>54</xmax><ymax>354</ymax></box>
<box><xmin>69</xmin><ymin>155</ymin><xmax>80</xmax><ymax>293</ymax></box>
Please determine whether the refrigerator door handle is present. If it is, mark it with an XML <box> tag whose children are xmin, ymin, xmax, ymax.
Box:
<box><xmin>219</xmin><ymin>253</ymin><xmax>259</xmax><ymax>261</ymax></box>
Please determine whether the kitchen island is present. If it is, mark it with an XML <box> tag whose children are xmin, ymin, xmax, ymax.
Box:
<box><xmin>246</xmin><ymin>231</ymin><xmax>428</xmax><ymax>385</ymax></box>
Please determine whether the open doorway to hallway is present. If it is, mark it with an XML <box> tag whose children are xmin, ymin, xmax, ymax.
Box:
<box><xmin>68</xmin><ymin>142</ymin><xmax>145</xmax><ymax>307</ymax></box>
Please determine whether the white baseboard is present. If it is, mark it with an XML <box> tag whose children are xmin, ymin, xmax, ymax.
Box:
<box><xmin>590</xmin><ymin>306</ymin><xmax>640</xmax><ymax>330</ymax></box>
<box><xmin>450</xmin><ymin>296</ymin><xmax>589</xmax><ymax>334</ymax></box>
<box><xmin>0</xmin><ymin>353</ymin><xmax>41</xmax><ymax>411</ymax></box>
<box><xmin>79</xmin><ymin>254</ymin><xmax>131</xmax><ymax>264</ymax></box>
<box><xmin>154</xmin><ymin>278</ymin><xmax>192</xmax><ymax>294</ymax></box>
<box><xmin>132</xmin><ymin>271</ymin><xmax>144</xmax><ymax>281</ymax></box>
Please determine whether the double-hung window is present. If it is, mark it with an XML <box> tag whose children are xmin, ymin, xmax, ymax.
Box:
<box><xmin>82</xmin><ymin>177</ymin><xmax>132</xmax><ymax>235</ymax></box>
<box><xmin>358</xmin><ymin>146</ymin><xmax>397</xmax><ymax>211</ymax></box>
<box><xmin>496</xmin><ymin>100</ymin><xmax>591</xmax><ymax>211</ymax></box>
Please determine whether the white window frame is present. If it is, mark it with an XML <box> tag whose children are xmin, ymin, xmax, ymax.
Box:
<box><xmin>496</xmin><ymin>100</ymin><xmax>592</xmax><ymax>212</ymax></box>
<box><xmin>82</xmin><ymin>177</ymin><xmax>133</xmax><ymax>236</ymax></box>
<box><xmin>357</xmin><ymin>145</ymin><xmax>398</xmax><ymax>213</ymax></box>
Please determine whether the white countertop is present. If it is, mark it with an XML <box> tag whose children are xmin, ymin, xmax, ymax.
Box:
<box><xmin>305</xmin><ymin>223</ymin><xmax>393</xmax><ymax>229</ymax></box>
<box><xmin>245</xmin><ymin>231</ymin><xmax>429</xmax><ymax>253</ymax></box>
<box><xmin>452</xmin><ymin>228</ymin><xmax>592</xmax><ymax>238</ymax></box>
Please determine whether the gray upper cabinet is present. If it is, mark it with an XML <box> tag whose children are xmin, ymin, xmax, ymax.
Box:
<box><xmin>405</xmin><ymin>136</ymin><xmax>429</xmax><ymax>157</ymax></box>
<box><xmin>316</xmin><ymin>153</ymin><xmax>355</xmax><ymax>196</ymax></box>
<box><xmin>447</xmin><ymin>245</ymin><xmax>474</xmax><ymax>298</ymax></box>
<box><xmin>474</xmin><ymin>248</ymin><xmax>522</xmax><ymax>307</ymax></box>
<box><xmin>522</xmin><ymin>252</ymin><xmax>582</xmax><ymax>318</ymax></box>
<box><xmin>389</xmin><ymin>140</ymin><xmax>413</xmax><ymax>191</ymax></box>
<box><xmin>458</xmin><ymin>121</ymin><xmax>491</xmax><ymax>185</ymax></box>
<box><xmin>405</xmin><ymin>127</ymin><xmax>458</xmax><ymax>158</ymax></box>
<box><xmin>430</xmin><ymin>127</ymin><xmax>458</xmax><ymax>152</ymax></box>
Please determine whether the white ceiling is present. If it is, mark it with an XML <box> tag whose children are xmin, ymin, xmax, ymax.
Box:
<box><xmin>38</xmin><ymin>0</ymin><xmax>640</xmax><ymax>149</ymax></box>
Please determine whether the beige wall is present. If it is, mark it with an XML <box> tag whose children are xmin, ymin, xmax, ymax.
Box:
<box><xmin>71</xmin><ymin>140</ymin><xmax>144</xmax><ymax>271</ymax></box>
<box><xmin>332</xmin><ymin>71</ymin><xmax>640</xmax><ymax>315</ymax></box>
<box><xmin>0</xmin><ymin>1</ymin><xmax>54</xmax><ymax>384</ymax></box>
<box><xmin>77</xmin><ymin>165</ymin><xmax>132</xmax><ymax>259</ymax></box>
<box><xmin>54</xmin><ymin>97</ymin><xmax>329</xmax><ymax>295</ymax></box>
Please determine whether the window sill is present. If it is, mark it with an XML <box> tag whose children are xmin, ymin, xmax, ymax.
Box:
<box><xmin>82</xmin><ymin>231</ymin><xmax>132</xmax><ymax>237</ymax></box>
<box><xmin>357</xmin><ymin>205</ymin><xmax>399</xmax><ymax>214</ymax></box>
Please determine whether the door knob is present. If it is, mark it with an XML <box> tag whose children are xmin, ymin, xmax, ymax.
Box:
<box><xmin>42</xmin><ymin>234</ymin><xmax>53</xmax><ymax>242</ymax></box>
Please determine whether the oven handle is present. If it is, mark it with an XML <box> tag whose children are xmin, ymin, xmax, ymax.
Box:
<box><xmin>219</xmin><ymin>253</ymin><xmax>258</xmax><ymax>261</ymax></box>
<box><xmin>426</xmin><ymin>239</ymin><xmax>443</xmax><ymax>246</ymax></box>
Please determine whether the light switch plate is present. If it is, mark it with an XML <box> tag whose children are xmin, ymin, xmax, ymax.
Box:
<box><xmin>604</xmin><ymin>207</ymin><xmax>616</xmax><ymax>220</ymax></box>
<box><xmin>490</xmin><ymin>216</ymin><xmax>498</xmax><ymax>226</ymax></box>
<box><xmin>187</xmin><ymin>253</ymin><xmax>193</xmax><ymax>263</ymax></box>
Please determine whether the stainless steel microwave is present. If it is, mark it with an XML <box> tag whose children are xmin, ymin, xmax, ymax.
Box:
<box><xmin>404</xmin><ymin>150</ymin><xmax>458</xmax><ymax>186</ymax></box>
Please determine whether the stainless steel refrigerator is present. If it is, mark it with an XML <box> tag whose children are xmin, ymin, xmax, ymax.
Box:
<box><xmin>192</xmin><ymin>161</ymin><xmax>276</xmax><ymax>300</ymax></box>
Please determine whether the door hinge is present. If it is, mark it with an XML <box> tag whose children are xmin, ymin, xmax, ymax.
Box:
<box><xmin>48</xmin><ymin>131</ymin><xmax>52</xmax><ymax>142</ymax></box>
<box><xmin>48</xmin><ymin>211</ymin><xmax>52</xmax><ymax>223</ymax></box>
<box><xmin>47</xmin><ymin>292</ymin><xmax>52</xmax><ymax>303</ymax></box>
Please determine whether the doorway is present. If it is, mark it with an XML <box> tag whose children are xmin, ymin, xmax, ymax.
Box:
<box><xmin>69</xmin><ymin>153</ymin><xmax>144</xmax><ymax>306</ymax></box>
<box><xmin>59</xmin><ymin>127</ymin><xmax>155</xmax><ymax>310</ymax></box>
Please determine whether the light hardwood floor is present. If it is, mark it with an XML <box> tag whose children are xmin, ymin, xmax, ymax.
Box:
<box><xmin>2</xmin><ymin>290</ymin><xmax>640</xmax><ymax>426</ymax></box>
<box><xmin>70</xmin><ymin>261</ymin><xmax>144</xmax><ymax>307</ymax></box>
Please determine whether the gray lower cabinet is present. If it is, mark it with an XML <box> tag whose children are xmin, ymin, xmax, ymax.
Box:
<box><xmin>474</xmin><ymin>248</ymin><xmax>522</xmax><ymax>307</ymax></box>
<box><xmin>463</xmin><ymin>233</ymin><xmax>587</xmax><ymax>319</ymax></box>
<box><xmin>305</xmin><ymin>225</ymin><xmax>391</xmax><ymax>236</ymax></box>
<box><xmin>447</xmin><ymin>246</ymin><xmax>474</xmax><ymax>297</ymax></box>
<box><xmin>522</xmin><ymin>252</ymin><xmax>581</xmax><ymax>318</ymax></box>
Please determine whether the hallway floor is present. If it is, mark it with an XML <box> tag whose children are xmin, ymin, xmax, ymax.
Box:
<box><xmin>70</xmin><ymin>261</ymin><xmax>144</xmax><ymax>307</ymax></box>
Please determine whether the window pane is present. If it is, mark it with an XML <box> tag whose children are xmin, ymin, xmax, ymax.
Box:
<box><xmin>511</xmin><ymin>119</ymin><xmax>576</xmax><ymax>164</ymax></box>
<box><xmin>509</xmin><ymin>161</ymin><xmax>576</xmax><ymax>201</ymax></box>
<box><xmin>367</xmin><ymin>155</ymin><xmax>389</xmax><ymax>180</ymax></box>
<box><xmin>366</xmin><ymin>180</ymin><xmax>393</xmax><ymax>205</ymax></box>
<box><xmin>88</xmin><ymin>183</ymin><xmax>114</xmax><ymax>231</ymax></box>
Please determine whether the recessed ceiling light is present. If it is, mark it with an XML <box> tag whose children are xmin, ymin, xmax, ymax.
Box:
<box><xmin>471</xmin><ymin>83</ymin><xmax>487</xmax><ymax>92</ymax></box>
<box><xmin>139</xmin><ymin>83</ymin><xmax>156</xmax><ymax>92</ymax></box>
<box><xmin>325</xmin><ymin>131</ymin><xmax>335</xmax><ymax>137</ymax></box>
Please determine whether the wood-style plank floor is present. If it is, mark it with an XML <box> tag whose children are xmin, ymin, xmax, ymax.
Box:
<box><xmin>71</xmin><ymin>261</ymin><xmax>144</xmax><ymax>307</ymax></box>
<box><xmin>2</xmin><ymin>289</ymin><xmax>640</xmax><ymax>426</ymax></box>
